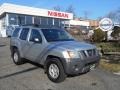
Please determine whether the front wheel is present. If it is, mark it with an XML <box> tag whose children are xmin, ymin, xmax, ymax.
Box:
<box><xmin>46</xmin><ymin>58</ymin><xmax>66</xmax><ymax>83</ymax></box>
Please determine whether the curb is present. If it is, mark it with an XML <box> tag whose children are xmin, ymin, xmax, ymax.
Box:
<box><xmin>114</xmin><ymin>72</ymin><xmax>120</xmax><ymax>75</ymax></box>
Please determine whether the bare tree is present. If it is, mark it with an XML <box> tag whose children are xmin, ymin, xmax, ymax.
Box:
<box><xmin>53</xmin><ymin>5</ymin><xmax>61</xmax><ymax>11</ymax></box>
<box><xmin>66</xmin><ymin>5</ymin><xmax>76</xmax><ymax>18</ymax></box>
<box><xmin>97</xmin><ymin>16</ymin><xmax>103</xmax><ymax>21</ymax></box>
<box><xmin>106</xmin><ymin>8</ymin><xmax>120</xmax><ymax>24</ymax></box>
<box><xmin>83</xmin><ymin>11</ymin><xmax>90</xmax><ymax>20</ymax></box>
<box><xmin>116</xmin><ymin>8</ymin><xmax>120</xmax><ymax>24</ymax></box>
<box><xmin>107</xmin><ymin>11</ymin><xmax>116</xmax><ymax>21</ymax></box>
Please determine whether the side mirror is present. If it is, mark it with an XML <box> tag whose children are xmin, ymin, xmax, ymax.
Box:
<box><xmin>33</xmin><ymin>38</ymin><xmax>41</xmax><ymax>43</ymax></box>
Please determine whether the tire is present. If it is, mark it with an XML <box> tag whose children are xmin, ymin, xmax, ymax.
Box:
<box><xmin>46</xmin><ymin>58</ymin><xmax>66</xmax><ymax>83</ymax></box>
<box><xmin>12</xmin><ymin>49</ymin><xmax>24</xmax><ymax>65</ymax></box>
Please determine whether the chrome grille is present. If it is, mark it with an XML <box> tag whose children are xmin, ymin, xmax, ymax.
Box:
<box><xmin>87</xmin><ymin>50</ymin><xmax>93</xmax><ymax>56</ymax></box>
<box><xmin>80</xmin><ymin>50</ymin><xmax>87</xmax><ymax>58</ymax></box>
<box><xmin>87</xmin><ymin>49</ymin><xmax>96</xmax><ymax>56</ymax></box>
<box><xmin>79</xmin><ymin>49</ymin><xmax>96</xmax><ymax>59</ymax></box>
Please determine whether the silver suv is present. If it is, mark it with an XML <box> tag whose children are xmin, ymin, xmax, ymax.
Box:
<box><xmin>10</xmin><ymin>26</ymin><xmax>100</xmax><ymax>83</ymax></box>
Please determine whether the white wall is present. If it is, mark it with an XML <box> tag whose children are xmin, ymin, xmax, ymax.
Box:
<box><xmin>0</xmin><ymin>19</ymin><xmax>2</xmax><ymax>37</ymax></box>
<box><xmin>64</xmin><ymin>20</ymin><xmax>90</xmax><ymax>26</ymax></box>
<box><xmin>0</xmin><ymin>16</ymin><xmax>7</xmax><ymax>37</ymax></box>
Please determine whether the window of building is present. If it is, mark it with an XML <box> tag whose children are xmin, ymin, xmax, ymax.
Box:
<box><xmin>26</xmin><ymin>15</ymin><xmax>32</xmax><ymax>25</ymax></box>
<box><xmin>9</xmin><ymin>14</ymin><xmax>17</xmax><ymax>25</ymax></box>
<box><xmin>41</xmin><ymin>17</ymin><xmax>47</xmax><ymax>25</ymax></box>
<box><xmin>48</xmin><ymin>18</ymin><xmax>53</xmax><ymax>26</ymax></box>
<box><xmin>54</xmin><ymin>18</ymin><xmax>60</xmax><ymax>27</ymax></box>
<box><xmin>30</xmin><ymin>29</ymin><xmax>42</xmax><ymax>43</ymax></box>
<box><xmin>18</xmin><ymin>15</ymin><xmax>25</xmax><ymax>25</ymax></box>
<box><xmin>34</xmin><ymin>16</ymin><xmax>40</xmax><ymax>25</ymax></box>
<box><xmin>61</xmin><ymin>20</ymin><xmax>67</xmax><ymax>28</ymax></box>
<box><xmin>12</xmin><ymin>28</ymin><xmax>20</xmax><ymax>37</ymax></box>
<box><xmin>19</xmin><ymin>28</ymin><xmax>29</xmax><ymax>40</ymax></box>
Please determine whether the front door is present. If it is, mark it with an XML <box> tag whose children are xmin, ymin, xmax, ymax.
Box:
<box><xmin>25</xmin><ymin>29</ymin><xmax>45</xmax><ymax>62</ymax></box>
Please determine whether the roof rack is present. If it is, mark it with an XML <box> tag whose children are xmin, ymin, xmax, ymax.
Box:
<box><xmin>21</xmin><ymin>24</ymin><xmax>40</xmax><ymax>27</ymax></box>
<box><xmin>20</xmin><ymin>24</ymin><xmax>64</xmax><ymax>29</ymax></box>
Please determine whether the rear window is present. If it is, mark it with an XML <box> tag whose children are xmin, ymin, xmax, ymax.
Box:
<box><xmin>19</xmin><ymin>28</ymin><xmax>29</xmax><ymax>40</ymax></box>
<box><xmin>12</xmin><ymin>28</ymin><xmax>20</xmax><ymax>37</ymax></box>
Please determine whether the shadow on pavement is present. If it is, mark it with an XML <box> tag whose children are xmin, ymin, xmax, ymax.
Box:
<box><xmin>67</xmin><ymin>70</ymin><xmax>90</xmax><ymax>78</ymax></box>
<box><xmin>0</xmin><ymin>67</ymin><xmax>39</xmax><ymax>80</ymax></box>
<box><xmin>0</xmin><ymin>60</ymin><xmax>45</xmax><ymax>80</ymax></box>
<box><xmin>26</xmin><ymin>60</ymin><xmax>44</xmax><ymax>68</ymax></box>
<box><xmin>0</xmin><ymin>45</ymin><xmax>6</xmax><ymax>47</ymax></box>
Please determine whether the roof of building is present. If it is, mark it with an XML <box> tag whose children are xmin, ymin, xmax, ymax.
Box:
<box><xmin>0</xmin><ymin>3</ymin><xmax>73</xmax><ymax>19</ymax></box>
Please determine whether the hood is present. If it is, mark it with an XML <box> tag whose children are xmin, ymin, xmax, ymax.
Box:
<box><xmin>49</xmin><ymin>41</ymin><xmax>96</xmax><ymax>51</ymax></box>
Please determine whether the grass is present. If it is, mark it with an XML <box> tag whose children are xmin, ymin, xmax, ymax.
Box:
<box><xmin>96</xmin><ymin>42</ymin><xmax>120</xmax><ymax>52</ymax></box>
<box><xmin>97</xmin><ymin>42</ymin><xmax>120</xmax><ymax>72</ymax></box>
<box><xmin>99</xmin><ymin>59</ymin><xmax>120</xmax><ymax>73</ymax></box>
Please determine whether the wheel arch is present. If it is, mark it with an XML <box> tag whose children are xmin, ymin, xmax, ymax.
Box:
<box><xmin>44</xmin><ymin>55</ymin><xmax>67</xmax><ymax>74</ymax></box>
<box><xmin>10</xmin><ymin>46</ymin><xmax>18</xmax><ymax>56</ymax></box>
<box><xmin>10</xmin><ymin>46</ymin><xmax>23</xmax><ymax>58</ymax></box>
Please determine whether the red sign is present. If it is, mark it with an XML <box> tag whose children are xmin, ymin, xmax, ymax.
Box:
<box><xmin>48</xmin><ymin>11</ymin><xmax>68</xmax><ymax>19</ymax></box>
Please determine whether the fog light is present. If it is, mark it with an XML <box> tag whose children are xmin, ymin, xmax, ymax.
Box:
<box><xmin>74</xmin><ymin>65</ymin><xmax>79</xmax><ymax>71</ymax></box>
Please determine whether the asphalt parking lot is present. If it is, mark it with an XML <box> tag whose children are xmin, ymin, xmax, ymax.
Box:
<box><xmin>0</xmin><ymin>38</ymin><xmax>120</xmax><ymax>90</ymax></box>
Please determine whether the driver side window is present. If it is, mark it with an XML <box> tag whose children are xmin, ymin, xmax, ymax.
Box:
<box><xmin>30</xmin><ymin>29</ymin><xmax>42</xmax><ymax>43</ymax></box>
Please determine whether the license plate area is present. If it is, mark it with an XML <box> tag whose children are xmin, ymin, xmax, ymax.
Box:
<box><xmin>90</xmin><ymin>64</ymin><xmax>96</xmax><ymax>70</ymax></box>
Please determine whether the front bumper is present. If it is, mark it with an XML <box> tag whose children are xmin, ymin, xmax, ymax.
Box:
<box><xmin>63</xmin><ymin>56</ymin><xmax>100</xmax><ymax>75</ymax></box>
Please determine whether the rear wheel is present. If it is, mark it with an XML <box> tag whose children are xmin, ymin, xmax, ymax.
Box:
<box><xmin>46</xmin><ymin>58</ymin><xmax>66</xmax><ymax>83</ymax></box>
<box><xmin>12</xmin><ymin>49</ymin><xmax>24</xmax><ymax>65</ymax></box>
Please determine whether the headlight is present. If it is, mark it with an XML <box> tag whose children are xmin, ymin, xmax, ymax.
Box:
<box><xmin>67</xmin><ymin>51</ymin><xmax>76</xmax><ymax>58</ymax></box>
<box><xmin>62</xmin><ymin>50</ymin><xmax>77</xmax><ymax>58</ymax></box>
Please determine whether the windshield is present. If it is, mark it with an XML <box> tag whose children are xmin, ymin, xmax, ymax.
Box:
<box><xmin>41</xmin><ymin>29</ymin><xmax>74</xmax><ymax>42</ymax></box>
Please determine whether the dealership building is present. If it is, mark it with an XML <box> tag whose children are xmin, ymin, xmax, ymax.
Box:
<box><xmin>0</xmin><ymin>3</ymin><xmax>73</xmax><ymax>37</ymax></box>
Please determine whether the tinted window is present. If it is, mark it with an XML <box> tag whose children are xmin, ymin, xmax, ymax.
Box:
<box><xmin>54</xmin><ymin>18</ymin><xmax>60</xmax><ymax>27</ymax></box>
<box><xmin>30</xmin><ymin>29</ymin><xmax>42</xmax><ymax>42</ymax></box>
<box><xmin>48</xmin><ymin>18</ymin><xmax>53</xmax><ymax>26</ymax></box>
<box><xmin>34</xmin><ymin>16</ymin><xmax>40</xmax><ymax>25</ymax></box>
<box><xmin>41</xmin><ymin>17</ymin><xmax>47</xmax><ymax>25</ymax></box>
<box><xmin>41</xmin><ymin>29</ymin><xmax>74</xmax><ymax>42</ymax></box>
<box><xmin>19</xmin><ymin>28</ymin><xmax>29</xmax><ymax>40</ymax></box>
<box><xmin>9</xmin><ymin>14</ymin><xmax>18</xmax><ymax>25</ymax></box>
<box><xmin>12</xmin><ymin>28</ymin><xmax>20</xmax><ymax>37</ymax></box>
<box><xmin>26</xmin><ymin>15</ymin><xmax>32</xmax><ymax>24</ymax></box>
<box><xmin>18</xmin><ymin>15</ymin><xmax>25</xmax><ymax>25</ymax></box>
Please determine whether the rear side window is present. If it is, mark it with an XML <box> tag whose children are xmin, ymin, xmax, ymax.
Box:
<box><xmin>12</xmin><ymin>28</ymin><xmax>20</xmax><ymax>37</ymax></box>
<box><xmin>19</xmin><ymin>28</ymin><xmax>29</xmax><ymax>40</ymax></box>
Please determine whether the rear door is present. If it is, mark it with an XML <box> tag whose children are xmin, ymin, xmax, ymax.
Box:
<box><xmin>11</xmin><ymin>28</ymin><xmax>21</xmax><ymax>45</ymax></box>
<box><xmin>25</xmin><ymin>29</ymin><xmax>45</xmax><ymax>62</ymax></box>
<box><xmin>19</xmin><ymin>28</ymin><xmax>30</xmax><ymax>58</ymax></box>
